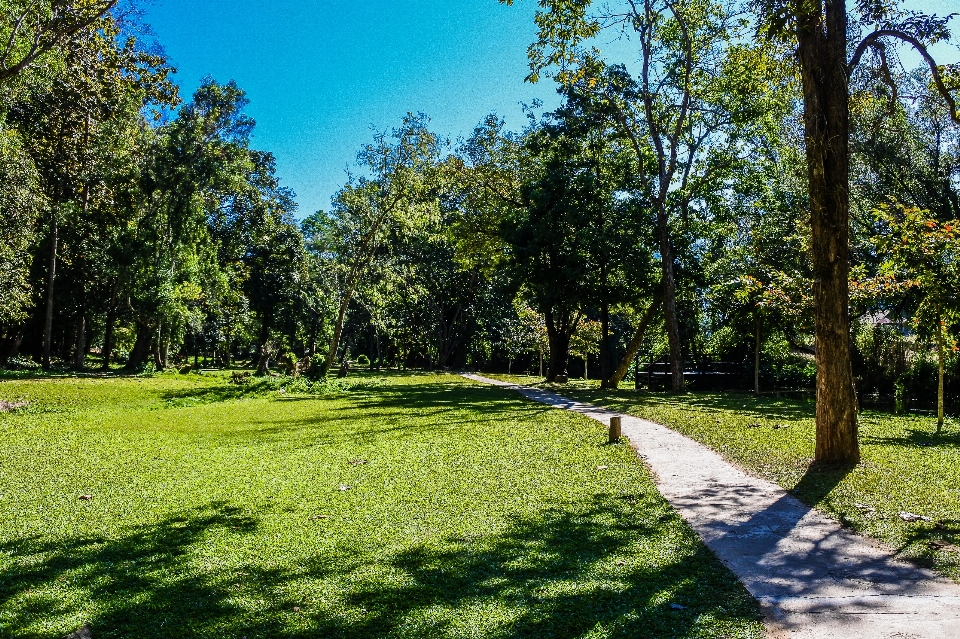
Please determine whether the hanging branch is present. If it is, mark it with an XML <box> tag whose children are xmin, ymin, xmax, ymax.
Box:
<box><xmin>849</xmin><ymin>29</ymin><xmax>960</xmax><ymax>123</ymax></box>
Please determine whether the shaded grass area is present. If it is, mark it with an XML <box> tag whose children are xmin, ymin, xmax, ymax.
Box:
<box><xmin>0</xmin><ymin>372</ymin><xmax>761</xmax><ymax>638</ymax></box>
<box><xmin>490</xmin><ymin>374</ymin><xmax>960</xmax><ymax>583</ymax></box>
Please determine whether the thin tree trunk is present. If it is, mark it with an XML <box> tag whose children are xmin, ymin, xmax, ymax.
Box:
<box><xmin>73</xmin><ymin>313</ymin><xmax>86</xmax><ymax>370</ymax></box>
<box><xmin>658</xmin><ymin>211</ymin><xmax>684</xmax><ymax>393</ymax></box>
<box><xmin>798</xmin><ymin>0</ymin><xmax>859</xmax><ymax>464</ymax></box>
<box><xmin>153</xmin><ymin>323</ymin><xmax>164</xmax><ymax>370</ymax></box>
<box><xmin>600</xmin><ymin>301</ymin><xmax>610</xmax><ymax>385</ymax></box>
<box><xmin>256</xmin><ymin>309</ymin><xmax>273</xmax><ymax>376</ymax></box>
<box><xmin>606</xmin><ymin>296</ymin><xmax>661</xmax><ymax>389</ymax></box>
<box><xmin>584</xmin><ymin>355</ymin><xmax>588</xmax><ymax>380</ymax></box>
<box><xmin>634</xmin><ymin>348</ymin><xmax>641</xmax><ymax>390</ymax></box>
<box><xmin>937</xmin><ymin>314</ymin><xmax>945</xmax><ymax>433</ymax></box>
<box><xmin>161</xmin><ymin>334</ymin><xmax>170</xmax><ymax>369</ymax></box>
<box><xmin>42</xmin><ymin>215</ymin><xmax>58</xmax><ymax>370</ymax></box>
<box><xmin>102</xmin><ymin>307</ymin><xmax>116</xmax><ymax>370</ymax></box>
<box><xmin>322</xmin><ymin>293</ymin><xmax>353</xmax><ymax>377</ymax></box>
<box><xmin>539</xmin><ymin>350</ymin><xmax>543</xmax><ymax>378</ymax></box>
<box><xmin>754</xmin><ymin>313</ymin><xmax>762</xmax><ymax>397</ymax></box>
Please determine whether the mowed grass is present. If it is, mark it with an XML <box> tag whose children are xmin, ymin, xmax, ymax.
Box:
<box><xmin>0</xmin><ymin>371</ymin><xmax>762</xmax><ymax>639</ymax></box>
<box><xmin>492</xmin><ymin>374</ymin><xmax>960</xmax><ymax>582</ymax></box>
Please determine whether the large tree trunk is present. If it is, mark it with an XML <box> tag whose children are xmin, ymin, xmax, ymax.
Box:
<box><xmin>322</xmin><ymin>292</ymin><xmax>353</xmax><ymax>377</ymax></box>
<box><xmin>606</xmin><ymin>296</ymin><xmax>661</xmax><ymax>389</ymax></box>
<box><xmin>544</xmin><ymin>308</ymin><xmax>573</xmax><ymax>382</ymax></box>
<box><xmin>41</xmin><ymin>215</ymin><xmax>58</xmax><ymax>370</ymax></box>
<box><xmin>798</xmin><ymin>0</ymin><xmax>859</xmax><ymax>464</ymax></box>
<box><xmin>127</xmin><ymin>323</ymin><xmax>152</xmax><ymax>370</ymax></box>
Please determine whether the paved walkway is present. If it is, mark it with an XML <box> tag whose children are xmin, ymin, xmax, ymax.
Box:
<box><xmin>463</xmin><ymin>374</ymin><xmax>960</xmax><ymax>638</ymax></box>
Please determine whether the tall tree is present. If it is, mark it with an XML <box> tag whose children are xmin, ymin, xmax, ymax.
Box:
<box><xmin>754</xmin><ymin>0</ymin><xmax>960</xmax><ymax>463</ymax></box>
<box><xmin>319</xmin><ymin>113</ymin><xmax>440</xmax><ymax>377</ymax></box>
<box><xmin>506</xmin><ymin>0</ymin><xmax>792</xmax><ymax>392</ymax></box>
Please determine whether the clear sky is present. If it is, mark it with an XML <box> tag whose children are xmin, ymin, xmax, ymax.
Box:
<box><xmin>138</xmin><ymin>0</ymin><xmax>562</xmax><ymax>218</ymax></box>
<box><xmin>138</xmin><ymin>0</ymin><xmax>959</xmax><ymax>219</ymax></box>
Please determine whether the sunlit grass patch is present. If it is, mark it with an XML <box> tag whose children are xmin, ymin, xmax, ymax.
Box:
<box><xmin>0</xmin><ymin>372</ymin><xmax>761</xmax><ymax>638</ymax></box>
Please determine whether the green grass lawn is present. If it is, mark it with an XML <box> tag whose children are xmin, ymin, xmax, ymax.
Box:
<box><xmin>490</xmin><ymin>374</ymin><xmax>960</xmax><ymax>583</ymax></box>
<box><xmin>0</xmin><ymin>371</ymin><xmax>761</xmax><ymax>639</ymax></box>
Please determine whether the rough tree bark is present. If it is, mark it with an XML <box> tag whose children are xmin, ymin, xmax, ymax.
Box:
<box><xmin>797</xmin><ymin>0</ymin><xmax>859</xmax><ymax>463</ymax></box>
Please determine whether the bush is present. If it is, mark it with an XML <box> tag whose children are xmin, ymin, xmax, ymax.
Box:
<box><xmin>3</xmin><ymin>355</ymin><xmax>41</xmax><ymax>370</ymax></box>
<box><xmin>356</xmin><ymin>354</ymin><xmax>371</xmax><ymax>368</ymax></box>
<box><xmin>230</xmin><ymin>372</ymin><xmax>386</xmax><ymax>396</ymax></box>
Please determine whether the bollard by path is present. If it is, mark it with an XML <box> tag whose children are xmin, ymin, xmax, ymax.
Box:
<box><xmin>609</xmin><ymin>416</ymin><xmax>622</xmax><ymax>443</ymax></box>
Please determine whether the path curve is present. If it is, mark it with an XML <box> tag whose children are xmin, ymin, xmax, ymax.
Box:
<box><xmin>463</xmin><ymin>374</ymin><xmax>960</xmax><ymax>638</ymax></box>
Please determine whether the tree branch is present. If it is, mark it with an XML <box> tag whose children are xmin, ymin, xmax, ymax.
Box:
<box><xmin>849</xmin><ymin>29</ymin><xmax>960</xmax><ymax>123</ymax></box>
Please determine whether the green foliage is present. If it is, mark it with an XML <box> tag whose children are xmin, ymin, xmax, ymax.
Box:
<box><xmin>0</xmin><ymin>125</ymin><xmax>41</xmax><ymax>325</ymax></box>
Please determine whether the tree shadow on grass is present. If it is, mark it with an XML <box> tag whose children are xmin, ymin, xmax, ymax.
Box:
<box><xmin>0</xmin><ymin>496</ymin><xmax>761</xmax><ymax>639</ymax></box>
<box><xmin>790</xmin><ymin>460</ymin><xmax>858</xmax><ymax>506</ymax></box>
<box><xmin>862</xmin><ymin>428</ymin><xmax>960</xmax><ymax>449</ymax></box>
<box><xmin>157</xmin><ymin>377</ymin><xmax>548</xmax><ymax>420</ymax></box>
<box><xmin>314</xmin><ymin>494</ymin><xmax>761</xmax><ymax>639</ymax></box>
<box><xmin>898</xmin><ymin>517</ymin><xmax>960</xmax><ymax>574</ymax></box>
<box><xmin>0</xmin><ymin>502</ymin><xmax>271</xmax><ymax>639</ymax></box>
<box><xmin>563</xmin><ymin>389</ymin><xmax>816</xmax><ymax>422</ymax></box>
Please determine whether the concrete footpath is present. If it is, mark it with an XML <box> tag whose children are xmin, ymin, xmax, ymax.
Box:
<box><xmin>463</xmin><ymin>374</ymin><xmax>960</xmax><ymax>638</ymax></box>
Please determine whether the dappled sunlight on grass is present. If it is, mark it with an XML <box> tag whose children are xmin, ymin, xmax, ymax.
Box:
<box><xmin>0</xmin><ymin>372</ymin><xmax>762</xmax><ymax>638</ymax></box>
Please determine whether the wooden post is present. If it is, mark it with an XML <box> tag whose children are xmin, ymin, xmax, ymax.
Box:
<box><xmin>609</xmin><ymin>416</ymin><xmax>622</xmax><ymax>443</ymax></box>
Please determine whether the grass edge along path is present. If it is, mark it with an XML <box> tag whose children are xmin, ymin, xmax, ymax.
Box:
<box><xmin>466</xmin><ymin>374</ymin><xmax>960</xmax><ymax>637</ymax></box>
<box><xmin>0</xmin><ymin>371</ymin><xmax>763</xmax><ymax>639</ymax></box>
<box><xmin>485</xmin><ymin>374</ymin><xmax>960</xmax><ymax>584</ymax></box>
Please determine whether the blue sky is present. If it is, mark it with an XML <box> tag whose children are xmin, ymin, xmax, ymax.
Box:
<box><xmin>139</xmin><ymin>0</ymin><xmax>562</xmax><ymax>217</ymax></box>
<box><xmin>139</xmin><ymin>0</ymin><xmax>960</xmax><ymax>218</ymax></box>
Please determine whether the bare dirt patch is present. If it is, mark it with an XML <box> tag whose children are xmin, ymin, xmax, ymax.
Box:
<box><xmin>0</xmin><ymin>401</ymin><xmax>28</xmax><ymax>413</ymax></box>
